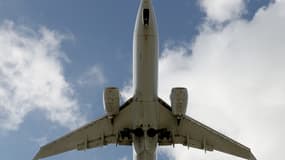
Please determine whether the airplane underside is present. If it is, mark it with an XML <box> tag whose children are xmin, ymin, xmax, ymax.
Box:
<box><xmin>33</xmin><ymin>0</ymin><xmax>257</xmax><ymax>160</ymax></box>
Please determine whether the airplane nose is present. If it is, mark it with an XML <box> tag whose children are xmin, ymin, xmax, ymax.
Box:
<box><xmin>141</xmin><ymin>0</ymin><xmax>152</xmax><ymax>25</ymax></box>
<box><xmin>134</xmin><ymin>0</ymin><xmax>157</xmax><ymax>36</ymax></box>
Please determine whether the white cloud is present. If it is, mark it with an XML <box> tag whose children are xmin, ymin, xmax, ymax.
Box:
<box><xmin>123</xmin><ymin>1</ymin><xmax>285</xmax><ymax>159</ymax></box>
<box><xmin>0</xmin><ymin>20</ymin><xmax>85</xmax><ymax>131</ymax></box>
<box><xmin>158</xmin><ymin>1</ymin><xmax>285</xmax><ymax>160</ymax></box>
<box><xmin>199</xmin><ymin>0</ymin><xmax>246</xmax><ymax>22</ymax></box>
<box><xmin>77</xmin><ymin>65</ymin><xmax>106</xmax><ymax>87</ymax></box>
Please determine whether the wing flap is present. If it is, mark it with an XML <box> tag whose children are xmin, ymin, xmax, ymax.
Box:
<box><xmin>33</xmin><ymin>117</ymin><xmax>113</xmax><ymax>160</ymax></box>
<box><xmin>33</xmin><ymin>99</ymin><xmax>134</xmax><ymax>160</ymax></box>
<box><xmin>179</xmin><ymin>116</ymin><xmax>253</xmax><ymax>159</ymax></box>
<box><xmin>157</xmin><ymin>99</ymin><xmax>256</xmax><ymax>160</ymax></box>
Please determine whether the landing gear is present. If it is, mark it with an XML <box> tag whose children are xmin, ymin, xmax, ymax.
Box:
<box><xmin>120</xmin><ymin>128</ymin><xmax>171</xmax><ymax>139</ymax></box>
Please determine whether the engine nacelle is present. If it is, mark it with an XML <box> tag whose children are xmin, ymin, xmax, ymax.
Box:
<box><xmin>103</xmin><ymin>87</ymin><xmax>120</xmax><ymax>118</ymax></box>
<box><xmin>170</xmin><ymin>87</ymin><xmax>188</xmax><ymax>117</ymax></box>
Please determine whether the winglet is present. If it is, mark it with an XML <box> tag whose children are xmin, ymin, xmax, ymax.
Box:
<box><xmin>33</xmin><ymin>148</ymin><xmax>45</xmax><ymax>160</ymax></box>
<box><xmin>33</xmin><ymin>152</ymin><xmax>40</xmax><ymax>160</ymax></box>
<box><xmin>249</xmin><ymin>152</ymin><xmax>257</xmax><ymax>160</ymax></box>
<box><xmin>33</xmin><ymin>149</ymin><xmax>42</xmax><ymax>160</ymax></box>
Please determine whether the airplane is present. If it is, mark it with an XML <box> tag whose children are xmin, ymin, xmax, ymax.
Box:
<box><xmin>33</xmin><ymin>0</ymin><xmax>257</xmax><ymax>160</ymax></box>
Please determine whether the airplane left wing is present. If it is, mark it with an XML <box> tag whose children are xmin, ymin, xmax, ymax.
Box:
<box><xmin>33</xmin><ymin>98</ymin><xmax>134</xmax><ymax>160</ymax></box>
<box><xmin>157</xmin><ymin>98</ymin><xmax>257</xmax><ymax>160</ymax></box>
<box><xmin>175</xmin><ymin>116</ymin><xmax>257</xmax><ymax>160</ymax></box>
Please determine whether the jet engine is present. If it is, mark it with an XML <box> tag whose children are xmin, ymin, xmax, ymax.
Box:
<box><xmin>170</xmin><ymin>87</ymin><xmax>188</xmax><ymax>118</ymax></box>
<box><xmin>103</xmin><ymin>87</ymin><xmax>120</xmax><ymax>119</ymax></box>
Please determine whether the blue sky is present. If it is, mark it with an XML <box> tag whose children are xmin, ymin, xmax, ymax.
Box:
<box><xmin>1</xmin><ymin>0</ymin><xmax>284</xmax><ymax>160</ymax></box>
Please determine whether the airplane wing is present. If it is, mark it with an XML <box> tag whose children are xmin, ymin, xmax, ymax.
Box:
<box><xmin>33</xmin><ymin>98</ymin><xmax>135</xmax><ymax>160</ymax></box>
<box><xmin>176</xmin><ymin>116</ymin><xmax>257</xmax><ymax>160</ymax></box>
<box><xmin>157</xmin><ymin>98</ymin><xmax>257</xmax><ymax>160</ymax></box>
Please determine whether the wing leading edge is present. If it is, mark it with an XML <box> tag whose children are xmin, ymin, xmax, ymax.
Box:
<box><xmin>157</xmin><ymin>98</ymin><xmax>257</xmax><ymax>160</ymax></box>
<box><xmin>177</xmin><ymin>116</ymin><xmax>257</xmax><ymax>160</ymax></box>
<box><xmin>33</xmin><ymin>98</ymin><xmax>135</xmax><ymax>160</ymax></box>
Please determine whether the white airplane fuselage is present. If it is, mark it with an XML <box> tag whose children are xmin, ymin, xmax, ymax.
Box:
<box><xmin>133</xmin><ymin>0</ymin><xmax>158</xmax><ymax>102</ymax></box>
<box><xmin>132</xmin><ymin>0</ymin><xmax>159</xmax><ymax>160</ymax></box>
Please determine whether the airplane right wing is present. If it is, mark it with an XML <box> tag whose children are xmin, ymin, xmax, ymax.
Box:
<box><xmin>33</xmin><ymin>98</ymin><xmax>135</xmax><ymax>160</ymax></box>
<box><xmin>157</xmin><ymin>98</ymin><xmax>257</xmax><ymax>160</ymax></box>
<box><xmin>176</xmin><ymin>116</ymin><xmax>257</xmax><ymax>160</ymax></box>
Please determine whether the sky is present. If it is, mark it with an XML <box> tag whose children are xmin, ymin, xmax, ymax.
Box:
<box><xmin>0</xmin><ymin>0</ymin><xmax>284</xmax><ymax>160</ymax></box>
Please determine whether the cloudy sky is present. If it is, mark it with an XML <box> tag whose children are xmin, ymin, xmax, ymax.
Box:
<box><xmin>0</xmin><ymin>0</ymin><xmax>284</xmax><ymax>160</ymax></box>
